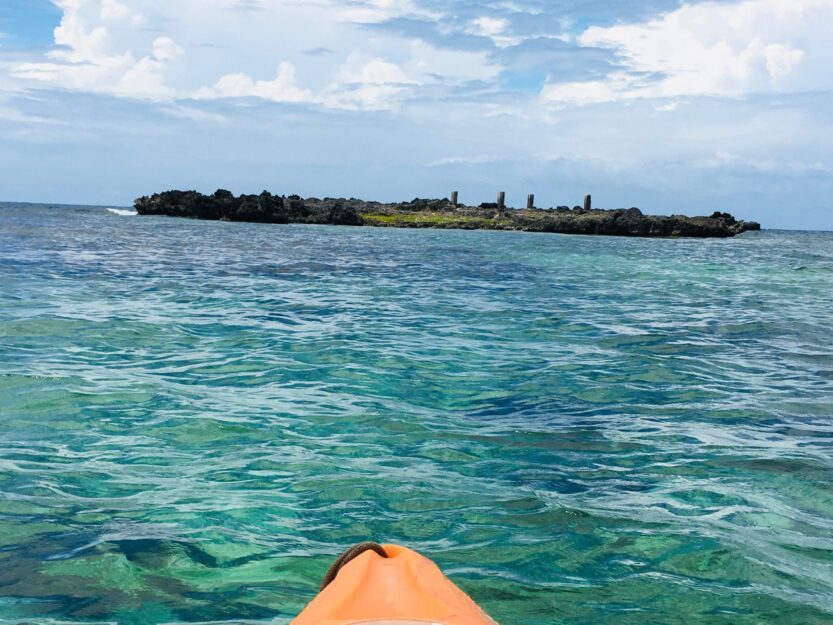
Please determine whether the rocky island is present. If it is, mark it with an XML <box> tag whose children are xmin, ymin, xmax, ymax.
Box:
<box><xmin>134</xmin><ymin>189</ymin><xmax>761</xmax><ymax>238</ymax></box>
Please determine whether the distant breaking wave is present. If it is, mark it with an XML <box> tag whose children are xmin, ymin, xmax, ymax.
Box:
<box><xmin>106</xmin><ymin>207</ymin><xmax>137</xmax><ymax>216</ymax></box>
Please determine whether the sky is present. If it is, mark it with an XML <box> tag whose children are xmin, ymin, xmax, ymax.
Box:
<box><xmin>1</xmin><ymin>0</ymin><xmax>831</xmax><ymax>229</ymax></box>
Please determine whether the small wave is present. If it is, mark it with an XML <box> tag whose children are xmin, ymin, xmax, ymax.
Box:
<box><xmin>106</xmin><ymin>208</ymin><xmax>137</xmax><ymax>216</ymax></box>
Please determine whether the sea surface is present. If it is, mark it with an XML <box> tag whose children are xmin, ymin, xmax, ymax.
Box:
<box><xmin>1</xmin><ymin>202</ymin><xmax>832</xmax><ymax>625</ymax></box>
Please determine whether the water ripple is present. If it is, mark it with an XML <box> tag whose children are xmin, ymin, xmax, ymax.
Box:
<box><xmin>1</xmin><ymin>204</ymin><xmax>832</xmax><ymax>624</ymax></box>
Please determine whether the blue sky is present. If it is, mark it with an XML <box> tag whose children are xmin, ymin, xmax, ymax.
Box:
<box><xmin>1</xmin><ymin>0</ymin><xmax>831</xmax><ymax>229</ymax></box>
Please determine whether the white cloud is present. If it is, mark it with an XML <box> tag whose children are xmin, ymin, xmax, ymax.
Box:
<box><xmin>429</xmin><ymin>154</ymin><xmax>505</xmax><ymax>166</ymax></box>
<box><xmin>542</xmin><ymin>0</ymin><xmax>833</xmax><ymax>104</ymax></box>
<box><xmin>340</xmin><ymin>57</ymin><xmax>416</xmax><ymax>85</ymax></box>
<box><xmin>205</xmin><ymin>62</ymin><xmax>313</xmax><ymax>103</ymax></box>
<box><xmin>313</xmin><ymin>54</ymin><xmax>419</xmax><ymax>110</ymax></box>
<box><xmin>467</xmin><ymin>16</ymin><xmax>520</xmax><ymax>47</ymax></box>
<box><xmin>100</xmin><ymin>0</ymin><xmax>132</xmax><ymax>21</ymax></box>
<box><xmin>13</xmin><ymin>31</ymin><xmax>183</xmax><ymax>100</ymax></box>
<box><xmin>542</xmin><ymin>78</ymin><xmax>619</xmax><ymax>106</ymax></box>
<box><xmin>117</xmin><ymin>37</ymin><xmax>184</xmax><ymax>97</ymax></box>
<box><xmin>151</xmin><ymin>37</ymin><xmax>182</xmax><ymax>63</ymax></box>
<box><xmin>196</xmin><ymin>54</ymin><xmax>419</xmax><ymax>110</ymax></box>
<box><xmin>6</xmin><ymin>0</ymin><xmax>497</xmax><ymax>111</ymax></box>
<box><xmin>333</xmin><ymin>0</ymin><xmax>438</xmax><ymax>23</ymax></box>
<box><xmin>51</xmin><ymin>2</ymin><xmax>111</xmax><ymax>63</ymax></box>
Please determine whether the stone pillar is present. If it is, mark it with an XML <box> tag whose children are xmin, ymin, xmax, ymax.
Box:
<box><xmin>584</xmin><ymin>194</ymin><xmax>592</xmax><ymax>211</ymax></box>
<box><xmin>497</xmin><ymin>191</ymin><xmax>505</xmax><ymax>213</ymax></box>
<box><xmin>527</xmin><ymin>194</ymin><xmax>535</xmax><ymax>209</ymax></box>
<box><xmin>451</xmin><ymin>191</ymin><xmax>458</xmax><ymax>208</ymax></box>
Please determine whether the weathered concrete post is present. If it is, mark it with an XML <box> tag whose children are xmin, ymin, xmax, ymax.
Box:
<box><xmin>527</xmin><ymin>194</ymin><xmax>535</xmax><ymax>210</ymax></box>
<box><xmin>584</xmin><ymin>194</ymin><xmax>592</xmax><ymax>211</ymax></box>
<box><xmin>497</xmin><ymin>191</ymin><xmax>505</xmax><ymax>213</ymax></box>
<box><xmin>451</xmin><ymin>191</ymin><xmax>458</xmax><ymax>208</ymax></box>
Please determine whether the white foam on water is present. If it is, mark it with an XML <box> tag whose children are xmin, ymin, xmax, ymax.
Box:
<box><xmin>106</xmin><ymin>208</ymin><xmax>137</xmax><ymax>216</ymax></box>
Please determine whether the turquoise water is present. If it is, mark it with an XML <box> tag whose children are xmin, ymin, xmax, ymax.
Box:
<box><xmin>1</xmin><ymin>202</ymin><xmax>832</xmax><ymax>625</ymax></box>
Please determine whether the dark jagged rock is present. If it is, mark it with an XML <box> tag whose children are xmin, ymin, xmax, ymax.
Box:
<box><xmin>134</xmin><ymin>189</ymin><xmax>761</xmax><ymax>238</ymax></box>
<box><xmin>134</xmin><ymin>190</ymin><xmax>362</xmax><ymax>226</ymax></box>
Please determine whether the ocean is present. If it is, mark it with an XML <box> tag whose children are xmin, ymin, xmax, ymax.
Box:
<box><xmin>1</xmin><ymin>202</ymin><xmax>832</xmax><ymax>624</ymax></box>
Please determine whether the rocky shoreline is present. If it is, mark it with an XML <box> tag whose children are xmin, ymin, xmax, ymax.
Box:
<box><xmin>134</xmin><ymin>189</ymin><xmax>761</xmax><ymax>238</ymax></box>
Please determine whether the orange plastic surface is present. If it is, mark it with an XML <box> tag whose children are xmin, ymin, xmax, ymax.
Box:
<box><xmin>291</xmin><ymin>544</ymin><xmax>498</xmax><ymax>625</ymax></box>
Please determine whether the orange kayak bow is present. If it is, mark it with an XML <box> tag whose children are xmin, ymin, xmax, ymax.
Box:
<box><xmin>291</xmin><ymin>542</ymin><xmax>498</xmax><ymax>625</ymax></box>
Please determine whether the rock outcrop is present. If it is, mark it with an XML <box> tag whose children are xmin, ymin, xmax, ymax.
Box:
<box><xmin>134</xmin><ymin>190</ymin><xmax>761</xmax><ymax>238</ymax></box>
<box><xmin>134</xmin><ymin>189</ymin><xmax>363</xmax><ymax>226</ymax></box>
